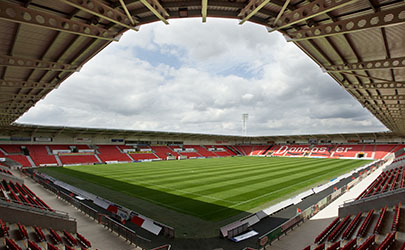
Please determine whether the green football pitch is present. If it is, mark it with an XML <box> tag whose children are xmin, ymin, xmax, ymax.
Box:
<box><xmin>38</xmin><ymin>157</ymin><xmax>371</xmax><ymax>222</ymax></box>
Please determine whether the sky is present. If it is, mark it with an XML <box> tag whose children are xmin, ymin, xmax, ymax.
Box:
<box><xmin>17</xmin><ymin>18</ymin><xmax>387</xmax><ymax>136</ymax></box>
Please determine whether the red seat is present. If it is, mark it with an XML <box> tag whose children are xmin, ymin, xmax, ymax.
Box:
<box><xmin>77</xmin><ymin>232</ymin><xmax>92</xmax><ymax>248</ymax></box>
<box><xmin>314</xmin><ymin>217</ymin><xmax>340</xmax><ymax>243</ymax></box>
<box><xmin>28</xmin><ymin>240</ymin><xmax>42</xmax><ymax>250</ymax></box>
<box><xmin>34</xmin><ymin>225</ymin><xmax>46</xmax><ymax>242</ymax></box>
<box><xmin>5</xmin><ymin>238</ymin><xmax>22</xmax><ymax>250</ymax></box>
<box><xmin>357</xmin><ymin>235</ymin><xmax>375</xmax><ymax>250</ymax></box>
<box><xmin>392</xmin><ymin>202</ymin><xmax>401</xmax><ymax>231</ymax></box>
<box><xmin>373</xmin><ymin>206</ymin><xmax>387</xmax><ymax>234</ymax></box>
<box><xmin>50</xmin><ymin>228</ymin><xmax>62</xmax><ymax>244</ymax></box>
<box><xmin>326</xmin><ymin>241</ymin><xmax>340</xmax><ymax>250</ymax></box>
<box><xmin>97</xmin><ymin>145</ymin><xmax>131</xmax><ymax>162</ymax></box>
<box><xmin>357</xmin><ymin>209</ymin><xmax>375</xmax><ymax>237</ymax></box>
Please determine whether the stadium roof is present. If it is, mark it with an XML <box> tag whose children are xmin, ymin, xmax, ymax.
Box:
<box><xmin>0</xmin><ymin>0</ymin><xmax>404</xmax><ymax>133</ymax></box>
<box><xmin>0</xmin><ymin>123</ymin><xmax>401</xmax><ymax>141</ymax></box>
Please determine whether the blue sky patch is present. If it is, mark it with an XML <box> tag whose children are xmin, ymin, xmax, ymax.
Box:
<box><xmin>133</xmin><ymin>45</ymin><xmax>183</xmax><ymax>69</ymax></box>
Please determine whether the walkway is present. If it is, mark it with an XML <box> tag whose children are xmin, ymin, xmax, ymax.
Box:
<box><xmin>16</xmin><ymin>170</ymin><xmax>141</xmax><ymax>250</ymax></box>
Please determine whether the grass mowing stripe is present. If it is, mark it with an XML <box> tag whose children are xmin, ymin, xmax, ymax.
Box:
<box><xmin>204</xmin><ymin>164</ymin><xmax>346</xmax><ymax>218</ymax></box>
<box><xmin>118</xmin><ymin>178</ymin><xmax>240</xmax><ymax>205</ymax></box>
<box><xmin>101</xmin><ymin>158</ymin><xmax>333</xmax><ymax>184</ymax></box>
<box><xmin>62</xmin><ymin>160</ymin><xmax>356</xmax><ymax>201</ymax></box>
<box><xmin>100</xmin><ymin>157</ymin><xmax>330</xmax><ymax>178</ymax></box>
<box><xmin>224</xmin><ymin>160</ymin><xmax>362</xmax><ymax>205</ymax></box>
<box><xmin>120</xmin><ymin>158</ymin><xmax>333</xmax><ymax>190</ymax></box>
<box><xmin>201</xmin><ymin>161</ymin><xmax>366</xmax><ymax>219</ymax></box>
<box><xmin>166</xmin><ymin>159</ymin><xmax>348</xmax><ymax>195</ymax></box>
<box><xmin>39</xmin><ymin>157</ymin><xmax>371</xmax><ymax>222</ymax></box>
<box><xmin>114</xmin><ymin>160</ymin><xmax>318</xmax><ymax>197</ymax></box>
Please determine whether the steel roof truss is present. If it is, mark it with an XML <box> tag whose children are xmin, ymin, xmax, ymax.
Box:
<box><xmin>0</xmin><ymin>55</ymin><xmax>79</xmax><ymax>72</ymax></box>
<box><xmin>269</xmin><ymin>0</ymin><xmax>358</xmax><ymax>32</ymax></box>
<box><xmin>58</xmin><ymin>0</ymin><xmax>139</xmax><ymax>30</ymax></box>
<box><xmin>202</xmin><ymin>0</ymin><xmax>208</xmax><ymax>22</ymax></box>
<box><xmin>287</xmin><ymin>6</ymin><xmax>405</xmax><ymax>41</ymax></box>
<box><xmin>273</xmin><ymin>0</ymin><xmax>291</xmax><ymax>26</ymax></box>
<box><xmin>119</xmin><ymin>0</ymin><xmax>137</xmax><ymax>26</ymax></box>
<box><xmin>140</xmin><ymin>0</ymin><xmax>170</xmax><ymax>24</ymax></box>
<box><xmin>0</xmin><ymin>112</ymin><xmax>21</xmax><ymax>117</ymax></box>
<box><xmin>359</xmin><ymin>95</ymin><xmax>405</xmax><ymax>101</ymax></box>
<box><xmin>338</xmin><ymin>71</ymin><xmax>405</xmax><ymax>84</ymax></box>
<box><xmin>325</xmin><ymin>56</ymin><xmax>405</xmax><ymax>72</ymax></box>
<box><xmin>0</xmin><ymin>1</ymin><xmax>117</xmax><ymax>41</ymax></box>
<box><xmin>238</xmin><ymin>0</ymin><xmax>271</xmax><ymax>25</ymax></box>
<box><xmin>346</xmin><ymin>82</ymin><xmax>405</xmax><ymax>90</ymax></box>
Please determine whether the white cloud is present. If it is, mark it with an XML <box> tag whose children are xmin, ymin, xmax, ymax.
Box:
<box><xmin>17</xmin><ymin>18</ymin><xmax>386</xmax><ymax>136</ymax></box>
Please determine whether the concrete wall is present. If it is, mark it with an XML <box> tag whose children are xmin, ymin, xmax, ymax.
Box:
<box><xmin>339</xmin><ymin>188</ymin><xmax>405</xmax><ymax>217</ymax></box>
<box><xmin>0</xmin><ymin>205</ymin><xmax>77</xmax><ymax>233</ymax></box>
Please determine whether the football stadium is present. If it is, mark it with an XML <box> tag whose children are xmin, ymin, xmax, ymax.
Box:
<box><xmin>0</xmin><ymin>0</ymin><xmax>405</xmax><ymax>250</ymax></box>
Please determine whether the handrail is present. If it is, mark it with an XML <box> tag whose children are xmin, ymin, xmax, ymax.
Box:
<box><xmin>0</xmin><ymin>197</ymin><xmax>71</xmax><ymax>220</ymax></box>
<box><xmin>150</xmin><ymin>244</ymin><xmax>171</xmax><ymax>250</ymax></box>
<box><xmin>341</xmin><ymin>187</ymin><xmax>405</xmax><ymax>208</ymax></box>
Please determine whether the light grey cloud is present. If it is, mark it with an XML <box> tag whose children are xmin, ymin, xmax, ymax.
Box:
<box><xmin>17</xmin><ymin>18</ymin><xmax>386</xmax><ymax>136</ymax></box>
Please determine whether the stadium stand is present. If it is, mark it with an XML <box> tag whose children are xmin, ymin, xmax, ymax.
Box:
<box><xmin>25</xmin><ymin>145</ymin><xmax>58</xmax><ymax>166</ymax></box>
<box><xmin>58</xmin><ymin>154</ymin><xmax>100</xmax><ymax>165</ymax></box>
<box><xmin>181</xmin><ymin>146</ymin><xmax>203</xmax><ymax>158</ymax></box>
<box><xmin>377</xmin><ymin>232</ymin><xmax>396</xmax><ymax>250</ymax></box>
<box><xmin>0</xmin><ymin>219</ymin><xmax>92</xmax><ymax>250</ymax></box>
<box><xmin>1</xmin><ymin>179</ymin><xmax>52</xmax><ymax>211</ymax></box>
<box><xmin>313</xmin><ymin>243</ymin><xmax>325</xmax><ymax>250</ymax></box>
<box><xmin>357</xmin><ymin>209</ymin><xmax>375</xmax><ymax>237</ymax></box>
<box><xmin>250</xmin><ymin>145</ymin><xmax>268</xmax><ymax>156</ymax></box>
<box><xmin>392</xmin><ymin>202</ymin><xmax>401</xmax><ymax>231</ymax></box>
<box><xmin>192</xmin><ymin>145</ymin><xmax>217</xmax><ymax>157</ymax></box>
<box><xmin>357</xmin><ymin>166</ymin><xmax>405</xmax><ymax>199</ymax></box>
<box><xmin>307</xmin><ymin>159</ymin><xmax>405</xmax><ymax>250</ymax></box>
<box><xmin>331</xmin><ymin>144</ymin><xmax>363</xmax><ymax>158</ymax></box>
<box><xmin>314</xmin><ymin>217</ymin><xmax>340</xmax><ymax>243</ymax></box>
<box><xmin>5</xmin><ymin>155</ymin><xmax>32</xmax><ymax>167</ymax></box>
<box><xmin>1</xmin><ymin>143</ymin><xmax>404</xmax><ymax>166</ymax></box>
<box><xmin>1</xmin><ymin>145</ymin><xmax>23</xmax><ymax>154</ymax></box>
<box><xmin>0</xmin><ymin>167</ymin><xmax>93</xmax><ymax>249</ymax></box>
<box><xmin>270</xmin><ymin>145</ymin><xmax>310</xmax><ymax>157</ymax></box>
<box><xmin>150</xmin><ymin>146</ymin><xmax>180</xmax><ymax>159</ymax></box>
<box><xmin>341</xmin><ymin>212</ymin><xmax>361</xmax><ymax>240</ymax></box>
<box><xmin>327</xmin><ymin>215</ymin><xmax>350</xmax><ymax>242</ymax></box>
<box><xmin>308</xmin><ymin>145</ymin><xmax>336</xmax><ymax>158</ymax></box>
<box><xmin>362</xmin><ymin>144</ymin><xmax>375</xmax><ymax>158</ymax></box>
<box><xmin>130</xmin><ymin>153</ymin><xmax>158</xmax><ymax>161</ymax></box>
<box><xmin>97</xmin><ymin>145</ymin><xmax>131</xmax><ymax>162</ymax></box>
<box><xmin>0</xmin><ymin>167</ymin><xmax>13</xmax><ymax>176</ymax></box>
<box><xmin>234</xmin><ymin>145</ymin><xmax>254</xmax><ymax>156</ymax></box>
<box><xmin>357</xmin><ymin>234</ymin><xmax>375</xmax><ymax>250</ymax></box>
<box><xmin>310</xmin><ymin>201</ymin><xmax>403</xmax><ymax>249</ymax></box>
<box><xmin>326</xmin><ymin>241</ymin><xmax>340</xmax><ymax>250</ymax></box>
<box><xmin>205</xmin><ymin>145</ymin><xmax>236</xmax><ymax>157</ymax></box>
<box><xmin>373</xmin><ymin>206</ymin><xmax>387</xmax><ymax>234</ymax></box>
<box><xmin>341</xmin><ymin>238</ymin><xmax>356</xmax><ymax>250</ymax></box>
<box><xmin>374</xmin><ymin>145</ymin><xmax>400</xmax><ymax>159</ymax></box>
